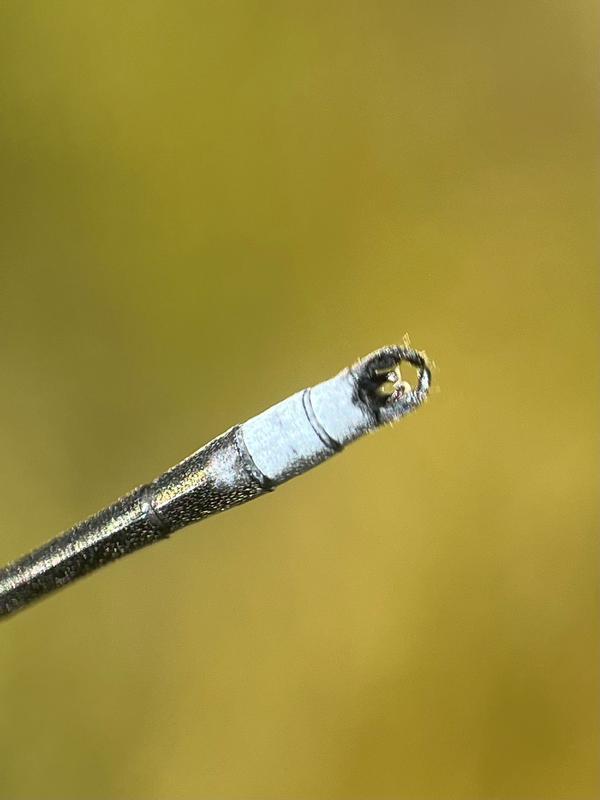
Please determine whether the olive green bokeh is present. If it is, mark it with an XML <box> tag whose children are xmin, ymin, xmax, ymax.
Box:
<box><xmin>0</xmin><ymin>2</ymin><xmax>597</xmax><ymax>798</ymax></box>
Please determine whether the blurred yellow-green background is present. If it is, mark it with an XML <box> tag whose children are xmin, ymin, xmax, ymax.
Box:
<box><xmin>0</xmin><ymin>2</ymin><xmax>597</xmax><ymax>798</ymax></box>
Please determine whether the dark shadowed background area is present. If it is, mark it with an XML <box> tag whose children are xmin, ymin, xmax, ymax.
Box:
<box><xmin>0</xmin><ymin>2</ymin><xmax>598</xmax><ymax>798</ymax></box>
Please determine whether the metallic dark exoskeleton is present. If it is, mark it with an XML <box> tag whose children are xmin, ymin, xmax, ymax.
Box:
<box><xmin>0</xmin><ymin>345</ymin><xmax>431</xmax><ymax>618</ymax></box>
